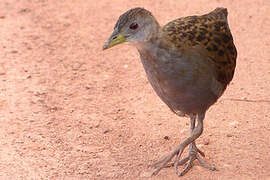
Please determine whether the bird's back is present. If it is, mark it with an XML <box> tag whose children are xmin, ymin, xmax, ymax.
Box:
<box><xmin>162</xmin><ymin>8</ymin><xmax>237</xmax><ymax>85</ymax></box>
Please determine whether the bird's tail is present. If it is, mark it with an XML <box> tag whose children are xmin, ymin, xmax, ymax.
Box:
<box><xmin>208</xmin><ymin>7</ymin><xmax>228</xmax><ymax>20</ymax></box>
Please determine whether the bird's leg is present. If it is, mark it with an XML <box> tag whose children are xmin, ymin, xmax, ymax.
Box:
<box><xmin>150</xmin><ymin>112</ymin><xmax>214</xmax><ymax>176</ymax></box>
<box><xmin>162</xmin><ymin>115</ymin><xmax>205</xmax><ymax>168</ymax></box>
<box><xmin>189</xmin><ymin>114</ymin><xmax>205</xmax><ymax>157</ymax></box>
<box><xmin>173</xmin><ymin>113</ymin><xmax>216</xmax><ymax>176</ymax></box>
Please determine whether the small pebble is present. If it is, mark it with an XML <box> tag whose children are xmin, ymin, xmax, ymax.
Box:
<box><xmin>19</xmin><ymin>8</ymin><xmax>31</xmax><ymax>13</ymax></box>
<box><xmin>229</xmin><ymin>121</ymin><xmax>239</xmax><ymax>127</ymax></box>
<box><xmin>103</xmin><ymin>129</ymin><xmax>110</xmax><ymax>134</ymax></box>
<box><xmin>164</xmin><ymin>136</ymin><xmax>170</xmax><ymax>140</ymax></box>
<box><xmin>180</xmin><ymin>129</ymin><xmax>186</xmax><ymax>134</ymax></box>
<box><xmin>140</xmin><ymin>171</ymin><xmax>153</xmax><ymax>178</ymax></box>
<box><xmin>203</xmin><ymin>138</ymin><xmax>210</xmax><ymax>145</ymax></box>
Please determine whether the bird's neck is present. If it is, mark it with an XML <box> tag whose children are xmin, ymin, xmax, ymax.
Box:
<box><xmin>134</xmin><ymin>38</ymin><xmax>158</xmax><ymax>55</ymax></box>
<box><xmin>134</xmin><ymin>25</ymin><xmax>162</xmax><ymax>50</ymax></box>
<box><xmin>135</xmin><ymin>28</ymin><xmax>173</xmax><ymax>56</ymax></box>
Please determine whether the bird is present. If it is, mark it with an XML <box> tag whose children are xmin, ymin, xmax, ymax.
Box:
<box><xmin>102</xmin><ymin>7</ymin><xmax>237</xmax><ymax>177</ymax></box>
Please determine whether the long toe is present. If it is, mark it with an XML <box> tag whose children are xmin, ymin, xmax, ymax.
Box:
<box><xmin>150</xmin><ymin>145</ymin><xmax>185</xmax><ymax>176</ymax></box>
<box><xmin>196</xmin><ymin>154</ymin><xmax>217</xmax><ymax>171</ymax></box>
<box><xmin>192</xmin><ymin>142</ymin><xmax>205</xmax><ymax>157</ymax></box>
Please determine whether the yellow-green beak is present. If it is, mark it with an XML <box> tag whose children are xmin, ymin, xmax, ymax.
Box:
<box><xmin>102</xmin><ymin>33</ymin><xmax>126</xmax><ymax>50</ymax></box>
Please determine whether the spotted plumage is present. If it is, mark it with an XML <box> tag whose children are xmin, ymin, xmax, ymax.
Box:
<box><xmin>163</xmin><ymin>8</ymin><xmax>237</xmax><ymax>84</ymax></box>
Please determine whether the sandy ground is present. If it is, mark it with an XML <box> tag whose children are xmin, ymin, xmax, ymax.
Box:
<box><xmin>0</xmin><ymin>0</ymin><xmax>269</xmax><ymax>179</ymax></box>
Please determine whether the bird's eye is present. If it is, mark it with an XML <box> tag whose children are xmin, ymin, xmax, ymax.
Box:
<box><xmin>129</xmin><ymin>22</ymin><xmax>138</xmax><ymax>30</ymax></box>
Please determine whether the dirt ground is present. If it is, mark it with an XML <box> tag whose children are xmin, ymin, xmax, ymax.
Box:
<box><xmin>0</xmin><ymin>0</ymin><xmax>269</xmax><ymax>179</ymax></box>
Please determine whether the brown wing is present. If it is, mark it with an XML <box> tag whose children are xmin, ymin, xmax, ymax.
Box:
<box><xmin>162</xmin><ymin>8</ymin><xmax>237</xmax><ymax>85</ymax></box>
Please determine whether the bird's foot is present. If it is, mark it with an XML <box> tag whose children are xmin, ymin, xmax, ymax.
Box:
<box><xmin>173</xmin><ymin>145</ymin><xmax>217</xmax><ymax>176</ymax></box>
<box><xmin>149</xmin><ymin>143</ymin><xmax>216</xmax><ymax>176</ymax></box>
<box><xmin>148</xmin><ymin>144</ymin><xmax>184</xmax><ymax>176</ymax></box>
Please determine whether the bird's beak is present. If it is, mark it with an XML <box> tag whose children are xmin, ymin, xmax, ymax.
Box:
<box><xmin>102</xmin><ymin>31</ymin><xmax>126</xmax><ymax>50</ymax></box>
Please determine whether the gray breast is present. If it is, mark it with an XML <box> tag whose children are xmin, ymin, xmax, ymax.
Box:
<box><xmin>137</xmin><ymin>44</ymin><xmax>222</xmax><ymax>115</ymax></box>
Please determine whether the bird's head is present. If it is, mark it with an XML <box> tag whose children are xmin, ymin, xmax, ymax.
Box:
<box><xmin>102</xmin><ymin>7</ymin><xmax>160</xmax><ymax>50</ymax></box>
